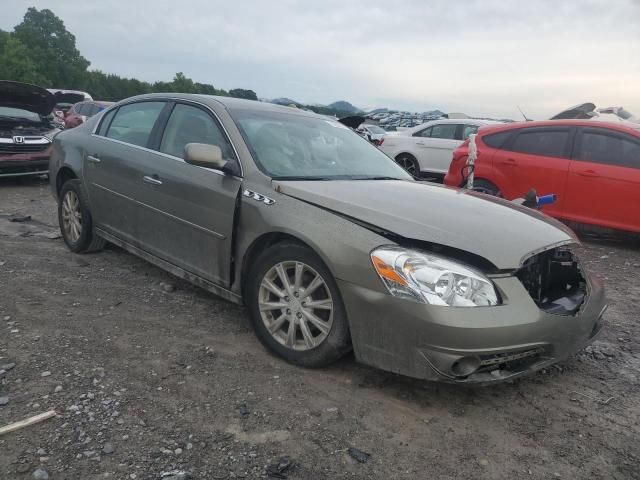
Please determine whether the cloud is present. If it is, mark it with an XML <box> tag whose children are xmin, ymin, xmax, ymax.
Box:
<box><xmin>2</xmin><ymin>0</ymin><xmax>639</xmax><ymax>118</ymax></box>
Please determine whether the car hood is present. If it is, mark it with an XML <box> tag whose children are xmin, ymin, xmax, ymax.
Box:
<box><xmin>276</xmin><ymin>180</ymin><xmax>575</xmax><ymax>270</ymax></box>
<box><xmin>52</xmin><ymin>91</ymin><xmax>86</xmax><ymax>105</ymax></box>
<box><xmin>550</xmin><ymin>102</ymin><xmax>596</xmax><ymax>120</ymax></box>
<box><xmin>0</xmin><ymin>81</ymin><xmax>56</xmax><ymax>116</ymax></box>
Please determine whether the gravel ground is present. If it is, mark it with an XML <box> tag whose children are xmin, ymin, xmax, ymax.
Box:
<box><xmin>1</xmin><ymin>177</ymin><xmax>639</xmax><ymax>480</ymax></box>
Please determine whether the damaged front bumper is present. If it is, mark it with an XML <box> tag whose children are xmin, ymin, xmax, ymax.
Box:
<box><xmin>339</xmin><ymin>273</ymin><xmax>606</xmax><ymax>384</ymax></box>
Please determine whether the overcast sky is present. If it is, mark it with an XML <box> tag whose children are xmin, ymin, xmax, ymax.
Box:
<box><xmin>3</xmin><ymin>0</ymin><xmax>639</xmax><ymax>118</ymax></box>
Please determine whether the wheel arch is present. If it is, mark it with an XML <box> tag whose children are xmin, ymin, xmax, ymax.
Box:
<box><xmin>56</xmin><ymin>166</ymin><xmax>79</xmax><ymax>196</ymax></box>
<box><xmin>240</xmin><ymin>231</ymin><xmax>323</xmax><ymax>299</ymax></box>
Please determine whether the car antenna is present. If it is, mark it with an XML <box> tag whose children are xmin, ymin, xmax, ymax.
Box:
<box><xmin>517</xmin><ymin>106</ymin><xmax>531</xmax><ymax>122</ymax></box>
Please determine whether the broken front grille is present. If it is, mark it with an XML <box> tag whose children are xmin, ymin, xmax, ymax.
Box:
<box><xmin>477</xmin><ymin>347</ymin><xmax>547</xmax><ymax>373</ymax></box>
<box><xmin>516</xmin><ymin>247</ymin><xmax>587</xmax><ymax>316</ymax></box>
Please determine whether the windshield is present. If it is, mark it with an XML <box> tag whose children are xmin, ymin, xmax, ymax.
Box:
<box><xmin>232</xmin><ymin>110</ymin><xmax>412</xmax><ymax>180</ymax></box>
<box><xmin>366</xmin><ymin>125</ymin><xmax>385</xmax><ymax>134</ymax></box>
<box><xmin>0</xmin><ymin>107</ymin><xmax>41</xmax><ymax>122</ymax></box>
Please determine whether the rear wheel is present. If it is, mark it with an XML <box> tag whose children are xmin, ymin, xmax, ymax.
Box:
<box><xmin>246</xmin><ymin>242</ymin><xmax>351</xmax><ymax>367</ymax></box>
<box><xmin>466</xmin><ymin>178</ymin><xmax>500</xmax><ymax>196</ymax></box>
<box><xmin>58</xmin><ymin>179</ymin><xmax>106</xmax><ymax>253</ymax></box>
<box><xmin>395</xmin><ymin>153</ymin><xmax>420</xmax><ymax>176</ymax></box>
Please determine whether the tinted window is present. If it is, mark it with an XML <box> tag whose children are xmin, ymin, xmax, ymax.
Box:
<box><xmin>160</xmin><ymin>104</ymin><xmax>235</xmax><ymax>160</ymax></box>
<box><xmin>97</xmin><ymin>108</ymin><xmax>117</xmax><ymax>136</ymax></box>
<box><xmin>413</xmin><ymin>127</ymin><xmax>432</xmax><ymax>138</ymax></box>
<box><xmin>429</xmin><ymin>124</ymin><xmax>457</xmax><ymax>140</ymax></box>
<box><xmin>106</xmin><ymin>102</ymin><xmax>164</xmax><ymax>147</ymax></box>
<box><xmin>461</xmin><ymin>124</ymin><xmax>479</xmax><ymax>140</ymax></box>
<box><xmin>510</xmin><ymin>129</ymin><xmax>569</xmax><ymax>157</ymax></box>
<box><xmin>483</xmin><ymin>130</ymin><xmax>511</xmax><ymax>148</ymax></box>
<box><xmin>576</xmin><ymin>130</ymin><xmax>640</xmax><ymax>168</ymax></box>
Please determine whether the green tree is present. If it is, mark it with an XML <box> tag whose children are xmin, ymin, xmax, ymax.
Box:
<box><xmin>229</xmin><ymin>88</ymin><xmax>258</xmax><ymax>100</ymax></box>
<box><xmin>13</xmin><ymin>7</ymin><xmax>89</xmax><ymax>87</ymax></box>
<box><xmin>0</xmin><ymin>30</ymin><xmax>46</xmax><ymax>84</ymax></box>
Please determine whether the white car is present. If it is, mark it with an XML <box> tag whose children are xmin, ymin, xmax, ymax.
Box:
<box><xmin>379</xmin><ymin>119</ymin><xmax>499</xmax><ymax>177</ymax></box>
<box><xmin>357</xmin><ymin>124</ymin><xmax>386</xmax><ymax>144</ymax></box>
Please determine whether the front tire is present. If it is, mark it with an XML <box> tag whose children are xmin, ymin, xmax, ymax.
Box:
<box><xmin>246</xmin><ymin>242</ymin><xmax>351</xmax><ymax>368</ymax></box>
<box><xmin>58</xmin><ymin>179</ymin><xmax>106</xmax><ymax>253</ymax></box>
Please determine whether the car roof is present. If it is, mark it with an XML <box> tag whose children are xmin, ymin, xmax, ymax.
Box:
<box><xmin>478</xmin><ymin>119</ymin><xmax>640</xmax><ymax>137</ymax></box>
<box><xmin>116</xmin><ymin>93</ymin><xmax>325</xmax><ymax>120</ymax></box>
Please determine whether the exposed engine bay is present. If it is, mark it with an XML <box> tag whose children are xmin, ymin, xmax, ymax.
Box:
<box><xmin>516</xmin><ymin>247</ymin><xmax>587</xmax><ymax>315</ymax></box>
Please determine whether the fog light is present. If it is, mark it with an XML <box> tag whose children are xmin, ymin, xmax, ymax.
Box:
<box><xmin>451</xmin><ymin>356</ymin><xmax>481</xmax><ymax>377</ymax></box>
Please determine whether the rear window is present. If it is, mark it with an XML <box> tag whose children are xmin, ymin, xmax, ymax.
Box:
<box><xmin>482</xmin><ymin>130</ymin><xmax>511</xmax><ymax>148</ymax></box>
<box><xmin>510</xmin><ymin>129</ymin><xmax>569</xmax><ymax>158</ymax></box>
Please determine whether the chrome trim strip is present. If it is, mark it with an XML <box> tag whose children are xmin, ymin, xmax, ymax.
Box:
<box><xmin>90</xmin><ymin>96</ymin><xmax>243</xmax><ymax>177</ymax></box>
<box><xmin>92</xmin><ymin>183</ymin><xmax>226</xmax><ymax>239</ymax></box>
<box><xmin>0</xmin><ymin>169</ymin><xmax>49</xmax><ymax>178</ymax></box>
<box><xmin>95</xmin><ymin>228</ymin><xmax>242</xmax><ymax>305</ymax></box>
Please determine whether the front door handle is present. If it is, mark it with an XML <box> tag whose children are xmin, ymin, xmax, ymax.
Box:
<box><xmin>143</xmin><ymin>175</ymin><xmax>163</xmax><ymax>186</ymax></box>
<box><xmin>87</xmin><ymin>154</ymin><xmax>101</xmax><ymax>164</ymax></box>
<box><xmin>577</xmin><ymin>169</ymin><xmax>598</xmax><ymax>177</ymax></box>
<box><xmin>415</xmin><ymin>141</ymin><xmax>426</xmax><ymax>146</ymax></box>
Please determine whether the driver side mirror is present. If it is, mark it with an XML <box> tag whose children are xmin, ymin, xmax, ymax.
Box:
<box><xmin>184</xmin><ymin>143</ymin><xmax>227</xmax><ymax>170</ymax></box>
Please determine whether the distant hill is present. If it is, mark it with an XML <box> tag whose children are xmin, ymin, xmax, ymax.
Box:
<box><xmin>328</xmin><ymin>100</ymin><xmax>362</xmax><ymax>113</ymax></box>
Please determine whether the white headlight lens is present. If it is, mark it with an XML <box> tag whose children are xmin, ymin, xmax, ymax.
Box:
<box><xmin>371</xmin><ymin>246</ymin><xmax>499</xmax><ymax>307</ymax></box>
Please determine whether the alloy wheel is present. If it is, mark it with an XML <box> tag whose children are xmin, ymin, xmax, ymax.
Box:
<box><xmin>258</xmin><ymin>261</ymin><xmax>334</xmax><ymax>351</ymax></box>
<box><xmin>61</xmin><ymin>190</ymin><xmax>82</xmax><ymax>243</ymax></box>
<box><xmin>397</xmin><ymin>156</ymin><xmax>416</xmax><ymax>175</ymax></box>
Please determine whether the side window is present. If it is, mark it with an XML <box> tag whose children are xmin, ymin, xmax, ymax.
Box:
<box><xmin>87</xmin><ymin>104</ymin><xmax>100</xmax><ymax>117</ymax></box>
<box><xmin>413</xmin><ymin>127</ymin><xmax>432</xmax><ymax>138</ymax></box>
<box><xmin>429</xmin><ymin>124</ymin><xmax>458</xmax><ymax>140</ymax></box>
<box><xmin>159</xmin><ymin>103</ymin><xmax>235</xmax><ymax>160</ymax></box>
<box><xmin>97</xmin><ymin>108</ymin><xmax>117</xmax><ymax>136</ymax></box>
<box><xmin>483</xmin><ymin>130</ymin><xmax>511</xmax><ymax>149</ymax></box>
<box><xmin>510</xmin><ymin>129</ymin><xmax>569</xmax><ymax>158</ymax></box>
<box><xmin>461</xmin><ymin>124</ymin><xmax>479</xmax><ymax>140</ymax></box>
<box><xmin>106</xmin><ymin>102</ymin><xmax>165</xmax><ymax>148</ymax></box>
<box><xmin>576</xmin><ymin>130</ymin><xmax>640</xmax><ymax>169</ymax></box>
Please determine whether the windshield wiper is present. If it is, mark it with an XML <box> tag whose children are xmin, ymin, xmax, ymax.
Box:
<box><xmin>351</xmin><ymin>176</ymin><xmax>404</xmax><ymax>181</ymax></box>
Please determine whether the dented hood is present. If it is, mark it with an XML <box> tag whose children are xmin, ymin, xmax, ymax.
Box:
<box><xmin>0</xmin><ymin>81</ymin><xmax>56</xmax><ymax>116</ymax></box>
<box><xmin>277</xmin><ymin>180</ymin><xmax>575</xmax><ymax>270</ymax></box>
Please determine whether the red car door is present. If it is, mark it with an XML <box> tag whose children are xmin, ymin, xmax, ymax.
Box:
<box><xmin>491</xmin><ymin>126</ymin><xmax>572</xmax><ymax>218</ymax></box>
<box><xmin>563</xmin><ymin>127</ymin><xmax>640</xmax><ymax>232</ymax></box>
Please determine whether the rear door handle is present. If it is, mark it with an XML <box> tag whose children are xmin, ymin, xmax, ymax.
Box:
<box><xmin>577</xmin><ymin>169</ymin><xmax>598</xmax><ymax>177</ymax></box>
<box><xmin>87</xmin><ymin>154</ymin><xmax>101</xmax><ymax>163</ymax></box>
<box><xmin>143</xmin><ymin>175</ymin><xmax>163</xmax><ymax>186</ymax></box>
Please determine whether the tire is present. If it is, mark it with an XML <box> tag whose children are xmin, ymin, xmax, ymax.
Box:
<box><xmin>58</xmin><ymin>179</ymin><xmax>106</xmax><ymax>253</ymax></box>
<box><xmin>395</xmin><ymin>153</ymin><xmax>420</xmax><ymax>176</ymax></box>
<box><xmin>466</xmin><ymin>178</ymin><xmax>500</xmax><ymax>196</ymax></box>
<box><xmin>246</xmin><ymin>242</ymin><xmax>351</xmax><ymax>368</ymax></box>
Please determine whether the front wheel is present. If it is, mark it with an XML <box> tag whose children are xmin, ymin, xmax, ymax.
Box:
<box><xmin>246</xmin><ymin>242</ymin><xmax>351</xmax><ymax>368</ymax></box>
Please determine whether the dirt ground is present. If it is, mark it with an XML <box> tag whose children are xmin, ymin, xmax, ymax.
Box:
<box><xmin>1</xmin><ymin>177</ymin><xmax>639</xmax><ymax>480</ymax></box>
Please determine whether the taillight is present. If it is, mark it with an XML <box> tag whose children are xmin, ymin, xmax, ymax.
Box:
<box><xmin>378</xmin><ymin>137</ymin><xmax>384</xmax><ymax>146</ymax></box>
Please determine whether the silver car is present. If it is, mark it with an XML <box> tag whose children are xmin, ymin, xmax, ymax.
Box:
<box><xmin>49</xmin><ymin>94</ymin><xmax>607</xmax><ymax>384</ymax></box>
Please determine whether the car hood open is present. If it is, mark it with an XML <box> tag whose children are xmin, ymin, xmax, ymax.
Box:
<box><xmin>51</xmin><ymin>91</ymin><xmax>86</xmax><ymax>105</ymax></box>
<box><xmin>0</xmin><ymin>81</ymin><xmax>56</xmax><ymax>116</ymax></box>
<box><xmin>550</xmin><ymin>103</ymin><xmax>596</xmax><ymax>120</ymax></box>
<box><xmin>277</xmin><ymin>180</ymin><xmax>575</xmax><ymax>270</ymax></box>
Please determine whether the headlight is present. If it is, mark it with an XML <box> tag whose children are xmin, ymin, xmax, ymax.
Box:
<box><xmin>370</xmin><ymin>246</ymin><xmax>500</xmax><ymax>307</ymax></box>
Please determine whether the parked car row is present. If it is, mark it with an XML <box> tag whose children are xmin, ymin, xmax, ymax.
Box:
<box><xmin>378</xmin><ymin>119</ymin><xmax>499</xmax><ymax>177</ymax></box>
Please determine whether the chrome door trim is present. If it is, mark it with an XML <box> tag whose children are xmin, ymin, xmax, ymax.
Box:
<box><xmin>92</xmin><ymin>183</ymin><xmax>226</xmax><ymax>239</ymax></box>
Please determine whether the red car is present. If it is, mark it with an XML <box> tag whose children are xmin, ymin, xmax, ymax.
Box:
<box><xmin>64</xmin><ymin>100</ymin><xmax>113</xmax><ymax>129</ymax></box>
<box><xmin>444</xmin><ymin>120</ymin><xmax>640</xmax><ymax>233</ymax></box>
